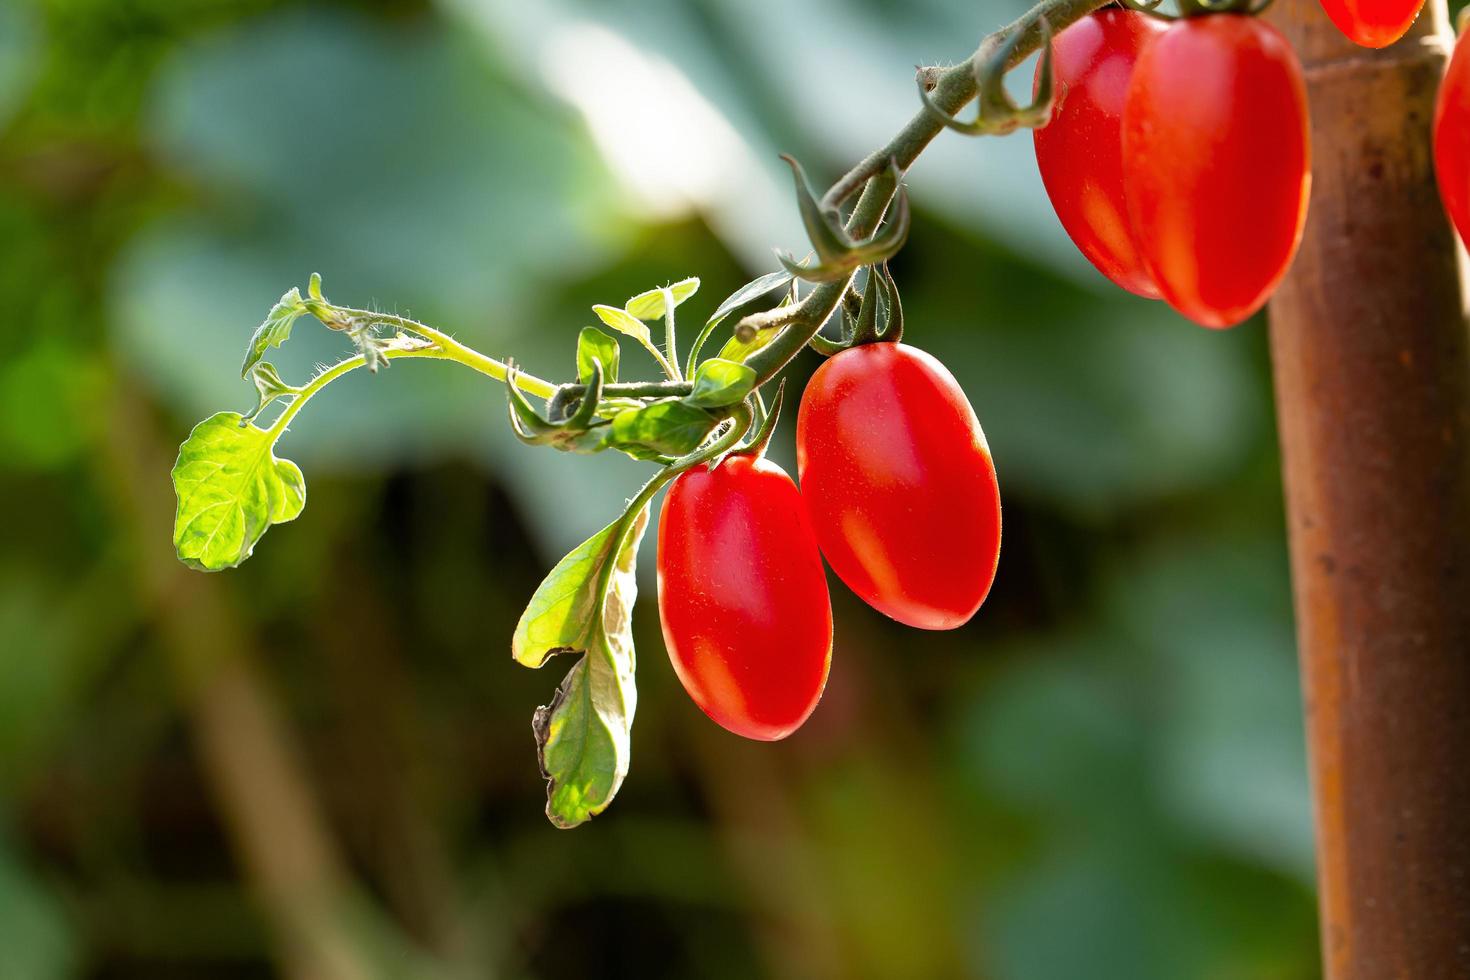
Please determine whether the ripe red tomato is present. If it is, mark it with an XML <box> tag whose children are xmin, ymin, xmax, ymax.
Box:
<box><xmin>1122</xmin><ymin>15</ymin><xmax>1311</xmax><ymax>328</ymax></box>
<box><xmin>1318</xmin><ymin>0</ymin><xmax>1424</xmax><ymax>48</ymax></box>
<box><xmin>1435</xmin><ymin>31</ymin><xmax>1470</xmax><ymax>249</ymax></box>
<box><xmin>796</xmin><ymin>343</ymin><xmax>1001</xmax><ymax>631</ymax></box>
<box><xmin>1034</xmin><ymin>8</ymin><xmax>1165</xmax><ymax>299</ymax></box>
<box><xmin>656</xmin><ymin>453</ymin><xmax>832</xmax><ymax>740</ymax></box>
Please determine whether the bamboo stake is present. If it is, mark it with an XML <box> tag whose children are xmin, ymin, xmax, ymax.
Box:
<box><xmin>1266</xmin><ymin>0</ymin><xmax>1470</xmax><ymax>973</ymax></box>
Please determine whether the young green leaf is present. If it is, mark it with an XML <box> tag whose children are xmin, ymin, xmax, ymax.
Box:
<box><xmin>624</xmin><ymin>277</ymin><xmax>699</xmax><ymax>321</ymax></box>
<box><xmin>718</xmin><ymin>324</ymin><xmax>783</xmax><ymax>363</ymax></box>
<box><xmin>241</xmin><ymin>287</ymin><xmax>308</xmax><ymax>378</ymax></box>
<box><xmin>610</xmin><ymin>401</ymin><xmax>718</xmax><ymax>457</ymax></box>
<box><xmin>685</xmin><ymin>358</ymin><xmax>757</xmax><ymax>408</ymax></box>
<box><xmin>243</xmin><ymin>362</ymin><xmax>301</xmax><ymax>422</ymax></box>
<box><xmin>705</xmin><ymin>270</ymin><xmax>793</xmax><ymax>327</ymax></box>
<box><xmin>575</xmin><ymin>327</ymin><xmax>620</xmax><ymax>385</ymax></box>
<box><xmin>172</xmin><ymin>412</ymin><xmax>306</xmax><ymax>571</ymax></box>
<box><xmin>592</xmin><ymin>304</ymin><xmax>653</xmax><ymax>347</ymax></box>
<box><xmin>521</xmin><ymin>506</ymin><xmax>649</xmax><ymax>828</ymax></box>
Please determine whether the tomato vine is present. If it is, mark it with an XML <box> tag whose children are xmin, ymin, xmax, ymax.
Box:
<box><xmin>168</xmin><ymin>0</ymin><xmax>1341</xmax><ymax>827</ymax></box>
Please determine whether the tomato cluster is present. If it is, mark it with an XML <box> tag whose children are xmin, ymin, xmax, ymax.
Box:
<box><xmin>1034</xmin><ymin>8</ymin><xmax>1311</xmax><ymax>328</ymax></box>
<box><xmin>657</xmin><ymin>342</ymin><xmax>1000</xmax><ymax>739</ymax></box>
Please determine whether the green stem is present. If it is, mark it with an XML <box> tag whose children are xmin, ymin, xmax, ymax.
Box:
<box><xmin>330</xmin><ymin>306</ymin><xmax>559</xmax><ymax>400</ymax></box>
<box><xmin>744</xmin><ymin>0</ymin><xmax>1111</xmax><ymax>386</ymax></box>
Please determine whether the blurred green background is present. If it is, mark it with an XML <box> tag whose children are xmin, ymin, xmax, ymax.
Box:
<box><xmin>0</xmin><ymin>0</ymin><xmax>1321</xmax><ymax>976</ymax></box>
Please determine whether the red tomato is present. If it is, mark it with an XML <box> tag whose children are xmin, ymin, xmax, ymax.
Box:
<box><xmin>1318</xmin><ymin>0</ymin><xmax>1423</xmax><ymax>48</ymax></box>
<box><xmin>1435</xmin><ymin>31</ymin><xmax>1470</xmax><ymax>249</ymax></box>
<box><xmin>656</xmin><ymin>453</ymin><xmax>832</xmax><ymax>740</ymax></box>
<box><xmin>1122</xmin><ymin>15</ymin><xmax>1311</xmax><ymax>328</ymax></box>
<box><xmin>796</xmin><ymin>343</ymin><xmax>1001</xmax><ymax>631</ymax></box>
<box><xmin>1034</xmin><ymin>8</ymin><xmax>1165</xmax><ymax>299</ymax></box>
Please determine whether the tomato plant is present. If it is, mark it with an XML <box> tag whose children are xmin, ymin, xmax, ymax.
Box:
<box><xmin>1436</xmin><ymin>29</ymin><xmax>1470</xmax><ymax>249</ymax></box>
<box><xmin>165</xmin><ymin>0</ymin><xmax>1338</xmax><ymax>826</ymax></box>
<box><xmin>1122</xmin><ymin>15</ymin><xmax>1311</xmax><ymax>328</ymax></box>
<box><xmin>1318</xmin><ymin>0</ymin><xmax>1424</xmax><ymax>48</ymax></box>
<box><xmin>1034</xmin><ymin>8</ymin><xmax>1165</xmax><ymax>299</ymax></box>
<box><xmin>796</xmin><ymin>343</ymin><xmax>1002</xmax><ymax>631</ymax></box>
<box><xmin>656</xmin><ymin>453</ymin><xmax>832</xmax><ymax>740</ymax></box>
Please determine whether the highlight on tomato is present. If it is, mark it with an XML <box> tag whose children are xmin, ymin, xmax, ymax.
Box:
<box><xmin>796</xmin><ymin>342</ymin><xmax>1002</xmax><ymax>632</ymax></box>
<box><xmin>1121</xmin><ymin>14</ymin><xmax>1311</xmax><ymax>328</ymax></box>
<box><xmin>656</xmin><ymin>453</ymin><xmax>832</xmax><ymax>741</ymax></box>
<box><xmin>1435</xmin><ymin>28</ymin><xmax>1470</xmax><ymax>249</ymax></box>
<box><xmin>1034</xmin><ymin>7</ymin><xmax>1165</xmax><ymax>299</ymax></box>
<box><xmin>1318</xmin><ymin>0</ymin><xmax>1424</xmax><ymax>48</ymax></box>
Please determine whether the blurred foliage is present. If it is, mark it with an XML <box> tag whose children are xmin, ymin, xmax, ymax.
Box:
<box><xmin>0</xmin><ymin>0</ymin><xmax>1318</xmax><ymax>977</ymax></box>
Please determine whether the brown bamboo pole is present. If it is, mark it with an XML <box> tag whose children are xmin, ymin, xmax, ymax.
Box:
<box><xmin>1266</xmin><ymin>0</ymin><xmax>1470</xmax><ymax>973</ymax></box>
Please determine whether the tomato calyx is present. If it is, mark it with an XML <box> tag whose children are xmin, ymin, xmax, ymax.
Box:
<box><xmin>1117</xmin><ymin>0</ymin><xmax>1275</xmax><ymax>20</ymax></box>
<box><xmin>919</xmin><ymin>13</ymin><xmax>1057</xmax><ymax>136</ymax></box>
<box><xmin>809</xmin><ymin>263</ymin><xmax>904</xmax><ymax>357</ymax></box>
<box><xmin>776</xmin><ymin>154</ymin><xmax>911</xmax><ymax>283</ymax></box>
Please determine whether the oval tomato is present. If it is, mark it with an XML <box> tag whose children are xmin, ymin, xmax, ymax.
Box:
<box><xmin>1122</xmin><ymin>15</ymin><xmax>1311</xmax><ymax>328</ymax></box>
<box><xmin>656</xmin><ymin>453</ymin><xmax>832</xmax><ymax>740</ymax></box>
<box><xmin>1318</xmin><ymin>0</ymin><xmax>1423</xmax><ymax>48</ymax></box>
<box><xmin>1435</xmin><ymin>31</ymin><xmax>1470</xmax><ymax>249</ymax></box>
<box><xmin>1034</xmin><ymin>8</ymin><xmax>1165</xmax><ymax>298</ymax></box>
<box><xmin>796</xmin><ymin>343</ymin><xmax>1001</xmax><ymax>631</ymax></box>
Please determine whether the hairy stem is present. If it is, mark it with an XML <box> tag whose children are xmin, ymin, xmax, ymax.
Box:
<box><xmin>744</xmin><ymin>0</ymin><xmax>1111</xmax><ymax>386</ymax></box>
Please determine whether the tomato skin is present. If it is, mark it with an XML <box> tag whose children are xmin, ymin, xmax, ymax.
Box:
<box><xmin>1435</xmin><ymin>32</ymin><xmax>1470</xmax><ymax>249</ymax></box>
<box><xmin>656</xmin><ymin>454</ymin><xmax>832</xmax><ymax>741</ymax></box>
<box><xmin>1317</xmin><ymin>0</ymin><xmax>1423</xmax><ymax>48</ymax></box>
<box><xmin>1122</xmin><ymin>16</ymin><xmax>1311</xmax><ymax>328</ymax></box>
<box><xmin>1034</xmin><ymin>8</ymin><xmax>1165</xmax><ymax>299</ymax></box>
<box><xmin>796</xmin><ymin>344</ymin><xmax>1001</xmax><ymax>631</ymax></box>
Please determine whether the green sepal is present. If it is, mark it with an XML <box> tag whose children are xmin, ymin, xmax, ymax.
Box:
<box><xmin>776</xmin><ymin>159</ymin><xmax>911</xmax><ymax>283</ymax></box>
<box><xmin>576</xmin><ymin>327</ymin><xmax>620</xmax><ymax>386</ymax></box>
<box><xmin>172</xmin><ymin>412</ymin><xmax>306</xmax><ymax>572</ymax></box>
<box><xmin>684</xmin><ymin>358</ymin><xmax>757</xmax><ymax>408</ymax></box>
<box><xmin>918</xmin><ymin>15</ymin><xmax>1056</xmax><ymax>136</ymax></box>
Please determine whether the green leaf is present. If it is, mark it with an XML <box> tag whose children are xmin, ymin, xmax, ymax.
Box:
<box><xmin>172</xmin><ymin>412</ymin><xmax>306</xmax><ymax>572</ymax></box>
<box><xmin>611</xmin><ymin>400</ymin><xmax>718</xmax><ymax>457</ymax></box>
<box><xmin>719</xmin><ymin>324</ymin><xmax>783</xmax><ymax>363</ymax></box>
<box><xmin>514</xmin><ymin>515</ymin><xmax>628</xmax><ymax>669</ymax></box>
<box><xmin>624</xmin><ymin>277</ymin><xmax>700</xmax><ymax>321</ymax></box>
<box><xmin>241</xmin><ymin>287</ymin><xmax>307</xmax><ymax>378</ymax></box>
<box><xmin>243</xmin><ymin>361</ymin><xmax>301</xmax><ymax>422</ymax></box>
<box><xmin>685</xmin><ymin>358</ymin><xmax>757</xmax><ymax>408</ymax></box>
<box><xmin>522</xmin><ymin>506</ymin><xmax>650</xmax><ymax>828</ymax></box>
<box><xmin>705</xmin><ymin>270</ymin><xmax>792</xmax><ymax>327</ymax></box>
<box><xmin>592</xmin><ymin>304</ymin><xmax>653</xmax><ymax>347</ymax></box>
<box><xmin>575</xmin><ymin>327</ymin><xmax>620</xmax><ymax>386</ymax></box>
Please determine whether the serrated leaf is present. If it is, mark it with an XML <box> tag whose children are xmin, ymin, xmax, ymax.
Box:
<box><xmin>685</xmin><ymin>358</ymin><xmax>757</xmax><ymax>408</ymax></box>
<box><xmin>241</xmin><ymin>288</ymin><xmax>307</xmax><ymax>378</ymax></box>
<box><xmin>575</xmin><ymin>327</ymin><xmax>620</xmax><ymax>386</ymax></box>
<box><xmin>706</xmin><ymin>270</ymin><xmax>792</xmax><ymax>327</ymax></box>
<box><xmin>524</xmin><ymin>506</ymin><xmax>649</xmax><ymax>828</ymax></box>
<box><xmin>172</xmin><ymin>412</ymin><xmax>306</xmax><ymax>571</ymax></box>
<box><xmin>592</xmin><ymin>304</ymin><xmax>652</xmax><ymax>346</ymax></box>
<box><xmin>610</xmin><ymin>400</ymin><xmax>718</xmax><ymax>457</ymax></box>
<box><xmin>624</xmin><ymin>277</ymin><xmax>700</xmax><ymax>321</ymax></box>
